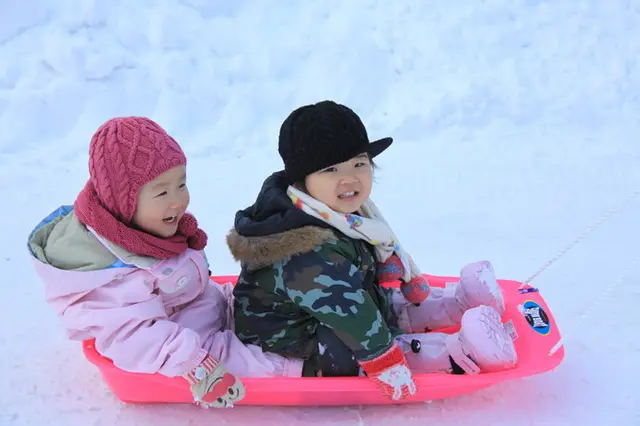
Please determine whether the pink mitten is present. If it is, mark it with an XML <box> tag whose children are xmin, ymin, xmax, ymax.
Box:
<box><xmin>377</xmin><ymin>254</ymin><xmax>404</xmax><ymax>283</ymax></box>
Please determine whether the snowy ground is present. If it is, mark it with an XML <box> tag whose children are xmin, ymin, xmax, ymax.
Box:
<box><xmin>2</xmin><ymin>0</ymin><xmax>640</xmax><ymax>424</ymax></box>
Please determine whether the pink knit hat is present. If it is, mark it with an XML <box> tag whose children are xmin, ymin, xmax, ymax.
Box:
<box><xmin>88</xmin><ymin>116</ymin><xmax>187</xmax><ymax>223</ymax></box>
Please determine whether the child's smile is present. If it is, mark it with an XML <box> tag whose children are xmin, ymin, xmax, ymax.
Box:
<box><xmin>335</xmin><ymin>187</ymin><xmax>366</xmax><ymax>212</ymax></box>
<box><xmin>338</xmin><ymin>190</ymin><xmax>358</xmax><ymax>199</ymax></box>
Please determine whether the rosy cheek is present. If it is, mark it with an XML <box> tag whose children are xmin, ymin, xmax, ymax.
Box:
<box><xmin>209</xmin><ymin>373</ymin><xmax>236</xmax><ymax>397</ymax></box>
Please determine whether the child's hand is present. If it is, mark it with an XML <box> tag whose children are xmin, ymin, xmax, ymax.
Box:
<box><xmin>359</xmin><ymin>343</ymin><xmax>417</xmax><ymax>401</ymax></box>
<box><xmin>377</xmin><ymin>254</ymin><xmax>404</xmax><ymax>283</ymax></box>
<box><xmin>183</xmin><ymin>354</ymin><xmax>246</xmax><ymax>408</ymax></box>
<box><xmin>400</xmin><ymin>275</ymin><xmax>431</xmax><ymax>305</ymax></box>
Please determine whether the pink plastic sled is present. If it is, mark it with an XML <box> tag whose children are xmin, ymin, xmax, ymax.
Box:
<box><xmin>82</xmin><ymin>274</ymin><xmax>564</xmax><ymax>406</ymax></box>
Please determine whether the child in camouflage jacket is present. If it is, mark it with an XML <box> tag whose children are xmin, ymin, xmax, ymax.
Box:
<box><xmin>226</xmin><ymin>100</ymin><xmax>517</xmax><ymax>401</ymax></box>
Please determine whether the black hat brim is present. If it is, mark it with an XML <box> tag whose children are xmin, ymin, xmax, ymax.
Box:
<box><xmin>367</xmin><ymin>137</ymin><xmax>393</xmax><ymax>158</ymax></box>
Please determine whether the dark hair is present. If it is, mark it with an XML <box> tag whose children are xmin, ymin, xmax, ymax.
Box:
<box><xmin>293</xmin><ymin>153</ymin><xmax>378</xmax><ymax>192</ymax></box>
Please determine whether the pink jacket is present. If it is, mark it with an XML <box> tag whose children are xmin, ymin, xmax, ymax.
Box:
<box><xmin>27</xmin><ymin>206</ymin><xmax>302</xmax><ymax>378</ymax></box>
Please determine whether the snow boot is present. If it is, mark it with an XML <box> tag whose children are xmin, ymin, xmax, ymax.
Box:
<box><xmin>405</xmin><ymin>260</ymin><xmax>506</xmax><ymax>332</ymax></box>
<box><xmin>397</xmin><ymin>305</ymin><xmax>517</xmax><ymax>374</ymax></box>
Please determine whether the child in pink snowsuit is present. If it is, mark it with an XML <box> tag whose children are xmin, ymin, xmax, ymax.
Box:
<box><xmin>27</xmin><ymin>117</ymin><xmax>302</xmax><ymax>408</ymax></box>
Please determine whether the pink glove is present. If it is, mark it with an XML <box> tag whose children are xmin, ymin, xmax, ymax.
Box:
<box><xmin>183</xmin><ymin>354</ymin><xmax>246</xmax><ymax>408</ymax></box>
<box><xmin>377</xmin><ymin>254</ymin><xmax>404</xmax><ymax>283</ymax></box>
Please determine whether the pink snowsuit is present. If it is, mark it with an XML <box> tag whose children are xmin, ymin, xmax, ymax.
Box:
<box><xmin>27</xmin><ymin>205</ymin><xmax>302</xmax><ymax>378</ymax></box>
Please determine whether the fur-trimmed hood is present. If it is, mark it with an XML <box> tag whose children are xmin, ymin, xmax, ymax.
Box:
<box><xmin>226</xmin><ymin>171</ymin><xmax>336</xmax><ymax>271</ymax></box>
<box><xmin>226</xmin><ymin>225</ymin><xmax>336</xmax><ymax>271</ymax></box>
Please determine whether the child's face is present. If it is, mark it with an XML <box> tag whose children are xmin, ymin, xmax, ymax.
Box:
<box><xmin>304</xmin><ymin>153</ymin><xmax>372</xmax><ymax>213</ymax></box>
<box><xmin>133</xmin><ymin>165</ymin><xmax>190</xmax><ymax>237</ymax></box>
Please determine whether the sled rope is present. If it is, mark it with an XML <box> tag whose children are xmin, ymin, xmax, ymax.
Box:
<box><xmin>548</xmin><ymin>253</ymin><xmax>640</xmax><ymax>355</ymax></box>
<box><xmin>520</xmin><ymin>188</ymin><xmax>640</xmax><ymax>288</ymax></box>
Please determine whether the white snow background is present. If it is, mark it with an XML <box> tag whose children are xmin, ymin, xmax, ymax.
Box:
<box><xmin>1</xmin><ymin>0</ymin><xmax>639</xmax><ymax>425</ymax></box>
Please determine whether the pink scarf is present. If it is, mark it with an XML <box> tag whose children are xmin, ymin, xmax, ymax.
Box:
<box><xmin>74</xmin><ymin>181</ymin><xmax>207</xmax><ymax>259</ymax></box>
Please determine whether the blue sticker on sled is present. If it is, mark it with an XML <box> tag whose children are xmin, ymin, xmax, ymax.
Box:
<box><xmin>522</xmin><ymin>300</ymin><xmax>550</xmax><ymax>335</ymax></box>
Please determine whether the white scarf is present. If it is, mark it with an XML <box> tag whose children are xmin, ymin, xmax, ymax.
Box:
<box><xmin>287</xmin><ymin>185</ymin><xmax>421</xmax><ymax>283</ymax></box>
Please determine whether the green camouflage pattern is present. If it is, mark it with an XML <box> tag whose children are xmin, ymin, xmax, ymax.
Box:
<box><xmin>233</xmin><ymin>231</ymin><xmax>402</xmax><ymax>363</ymax></box>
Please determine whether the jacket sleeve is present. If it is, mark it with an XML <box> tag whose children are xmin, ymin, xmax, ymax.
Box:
<box><xmin>58</xmin><ymin>270</ymin><xmax>209</xmax><ymax>377</ymax></box>
<box><xmin>279</xmin><ymin>245</ymin><xmax>395</xmax><ymax>362</ymax></box>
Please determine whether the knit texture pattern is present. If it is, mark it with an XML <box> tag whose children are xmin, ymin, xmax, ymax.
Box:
<box><xmin>74</xmin><ymin>116</ymin><xmax>207</xmax><ymax>259</ymax></box>
<box><xmin>278</xmin><ymin>100</ymin><xmax>392</xmax><ymax>183</ymax></box>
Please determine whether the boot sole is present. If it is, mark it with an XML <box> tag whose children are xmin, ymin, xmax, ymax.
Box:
<box><xmin>461</xmin><ymin>261</ymin><xmax>506</xmax><ymax>315</ymax></box>
<box><xmin>460</xmin><ymin>305</ymin><xmax>517</xmax><ymax>372</ymax></box>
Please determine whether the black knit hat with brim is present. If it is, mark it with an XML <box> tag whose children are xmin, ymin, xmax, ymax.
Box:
<box><xmin>278</xmin><ymin>100</ymin><xmax>393</xmax><ymax>184</ymax></box>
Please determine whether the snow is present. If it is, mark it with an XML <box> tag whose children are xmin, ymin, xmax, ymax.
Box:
<box><xmin>1</xmin><ymin>0</ymin><xmax>639</xmax><ymax>424</ymax></box>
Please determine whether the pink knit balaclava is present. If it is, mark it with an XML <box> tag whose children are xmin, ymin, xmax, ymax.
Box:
<box><xmin>74</xmin><ymin>116</ymin><xmax>208</xmax><ymax>259</ymax></box>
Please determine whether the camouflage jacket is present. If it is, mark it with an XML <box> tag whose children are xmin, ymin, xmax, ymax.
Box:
<box><xmin>226</xmin><ymin>171</ymin><xmax>402</xmax><ymax>365</ymax></box>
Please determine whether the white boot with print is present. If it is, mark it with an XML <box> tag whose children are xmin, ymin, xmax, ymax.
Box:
<box><xmin>405</xmin><ymin>261</ymin><xmax>506</xmax><ymax>332</ymax></box>
<box><xmin>397</xmin><ymin>305</ymin><xmax>517</xmax><ymax>374</ymax></box>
